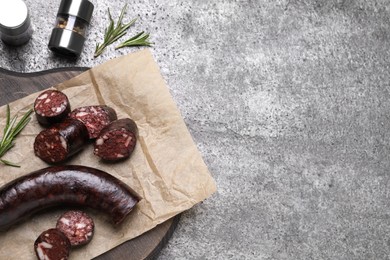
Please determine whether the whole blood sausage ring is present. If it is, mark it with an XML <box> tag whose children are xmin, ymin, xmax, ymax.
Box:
<box><xmin>0</xmin><ymin>165</ymin><xmax>141</xmax><ymax>231</ymax></box>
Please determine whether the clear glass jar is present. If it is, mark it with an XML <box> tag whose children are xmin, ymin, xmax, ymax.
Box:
<box><xmin>55</xmin><ymin>14</ymin><xmax>87</xmax><ymax>37</ymax></box>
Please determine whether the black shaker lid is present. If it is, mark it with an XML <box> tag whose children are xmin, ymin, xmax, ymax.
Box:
<box><xmin>57</xmin><ymin>0</ymin><xmax>94</xmax><ymax>23</ymax></box>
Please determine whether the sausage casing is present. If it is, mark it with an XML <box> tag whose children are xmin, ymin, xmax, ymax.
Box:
<box><xmin>0</xmin><ymin>165</ymin><xmax>141</xmax><ymax>231</ymax></box>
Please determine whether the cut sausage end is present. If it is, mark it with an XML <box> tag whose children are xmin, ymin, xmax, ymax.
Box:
<box><xmin>33</xmin><ymin>118</ymin><xmax>88</xmax><ymax>164</ymax></box>
<box><xmin>56</xmin><ymin>210</ymin><xmax>95</xmax><ymax>247</ymax></box>
<box><xmin>34</xmin><ymin>89</ymin><xmax>71</xmax><ymax>126</ymax></box>
<box><xmin>34</xmin><ymin>129</ymin><xmax>68</xmax><ymax>163</ymax></box>
<box><xmin>94</xmin><ymin>129</ymin><xmax>136</xmax><ymax>161</ymax></box>
<box><xmin>93</xmin><ymin>118</ymin><xmax>138</xmax><ymax>162</ymax></box>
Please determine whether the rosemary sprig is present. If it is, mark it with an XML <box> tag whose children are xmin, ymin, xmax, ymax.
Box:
<box><xmin>0</xmin><ymin>105</ymin><xmax>33</xmax><ymax>167</ymax></box>
<box><xmin>94</xmin><ymin>4</ymin><xmax>137</xmax><ymax>58</ymax></box>
<box><xmin>94</xmin><ymin>4</ymin><xmax>153</xmax><ymax>58</ymax></box>
<box><xmin>115</xmin><ymin>31</ymin><xmax>153</xmax><ymax>49</ymax></box>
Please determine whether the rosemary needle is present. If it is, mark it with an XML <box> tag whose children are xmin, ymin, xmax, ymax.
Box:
<box><xmin>0</xmin><ymin>105</ymin><xmax>33</xmax><ymax>167</ymax></box>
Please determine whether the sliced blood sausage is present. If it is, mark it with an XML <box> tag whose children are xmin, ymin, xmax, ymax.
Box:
<box><xmin>94</xmin><ymin>118</ymin><xmax>138</xmax><ymax>161</ymax></box>
<box><xmin>34</xmin><ymin>89</ymin><xmax>71</xmax><ymax>126</ymax></box>
<box><xmin>33</xmin><ymin>118</ymin><xmax>89</xmax><ymax>164</ymax></box>
<box><xmin>0</xmin><ymin>165</ymin><xmax>141</xmax><ymax>231</ymax></box>
<box><xmin>56</xmin><ymin>210</ymin><xmax>94</xmax><ymax>247</ymax></box>
<box><xmin>69</xmin><ymin>105</ymin><xmax>117</xmax><ymax>139</ymax></box>
<box><xmin>34</xmin><ymin>228</ymin><xmax>71</xmax><ymax>260</ymax></box>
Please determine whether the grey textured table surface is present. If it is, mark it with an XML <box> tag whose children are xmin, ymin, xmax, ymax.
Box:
<box><xmin>1</xmin><ymin>0</ymin><xmax>390</xmax><ymax>259</ymax></box>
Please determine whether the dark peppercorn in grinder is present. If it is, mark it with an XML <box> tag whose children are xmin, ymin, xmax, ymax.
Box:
<box><xmin>48</xmin><ymin>0</ymin><xmax>94</xmax><ymax>58</ymax></box>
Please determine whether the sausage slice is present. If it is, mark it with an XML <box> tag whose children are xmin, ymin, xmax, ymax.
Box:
<box><xmin>34</xmin><ymin>228</ymin><xmax>71</xmax><ymax>260</ymax></box>
<box><xmin>94</xmin><ymin>118</ymin><xmax>138</xmax><ymax>161</ymax></box>
<box><xmin>69</xmin><ymin>105</ymin><xmax>117</xmax><ymax>139</ymax></box>
<box><xmin>56</xmin><ymin>210</ymin><xmax>94</xmax><ymax>247</ymax></box>
<box><xmin>34</xmin><ymin>89</ymin><xmax>70</xmax><ymax>126</ymax></box>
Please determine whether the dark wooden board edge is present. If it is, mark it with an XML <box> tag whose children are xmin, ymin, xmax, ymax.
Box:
<box><xmin>0</xmin><ymin>67</ymin><xmax>91</xmax><ymax>106</ymax></box>
<box><xmin>94</xmin><ymin>214</ymin><xmax>181</xmax><ymax>260</ymax></box>
<box><xmin>0</xmin><ymin>67</ymin><xmax>181</xmax><ymax>260</ymax></box>
<box><xmin>0</xmin><ymin>66</ymin><xmax>90</xmax><ymax>77</ymax></box>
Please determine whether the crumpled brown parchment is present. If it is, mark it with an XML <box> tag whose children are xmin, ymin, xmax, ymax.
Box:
<box><xmin>0</xmin><ymin>49</ymin><xmax>217</xmax><ymax>259</ymax></box>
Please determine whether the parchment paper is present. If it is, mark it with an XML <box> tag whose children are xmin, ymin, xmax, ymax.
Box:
<box><xmin>0</xmin><ymin>49</ymin><xmax>217</xmax><ymax>259</ymax></box>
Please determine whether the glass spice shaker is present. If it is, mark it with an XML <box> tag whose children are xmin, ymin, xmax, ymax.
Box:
<box><xmin>0</xmin><ymin>0</ymin><xmax>33</xmax><ymax>46</ymax></box>
<box><xmin>48</xmin><ymin>0</ymin><xmax>94</xmax><ymax>58</ymax></box>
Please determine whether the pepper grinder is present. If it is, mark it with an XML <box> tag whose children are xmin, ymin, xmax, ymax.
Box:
<box><xmin>0</xmin><ymin>0</ymin><xmax>33</xmax><ymax>46</ymax></box>
<box><xmin>48</xmin><ymin>0</ymin><xmax>94</xmax><ymax>58</ymax></box>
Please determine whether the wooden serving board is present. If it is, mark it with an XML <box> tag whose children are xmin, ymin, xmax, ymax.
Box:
<box><xmin>0</xmin><ymin>67</ymin><xmax>180</xmax><ymax>260</ymax></box>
